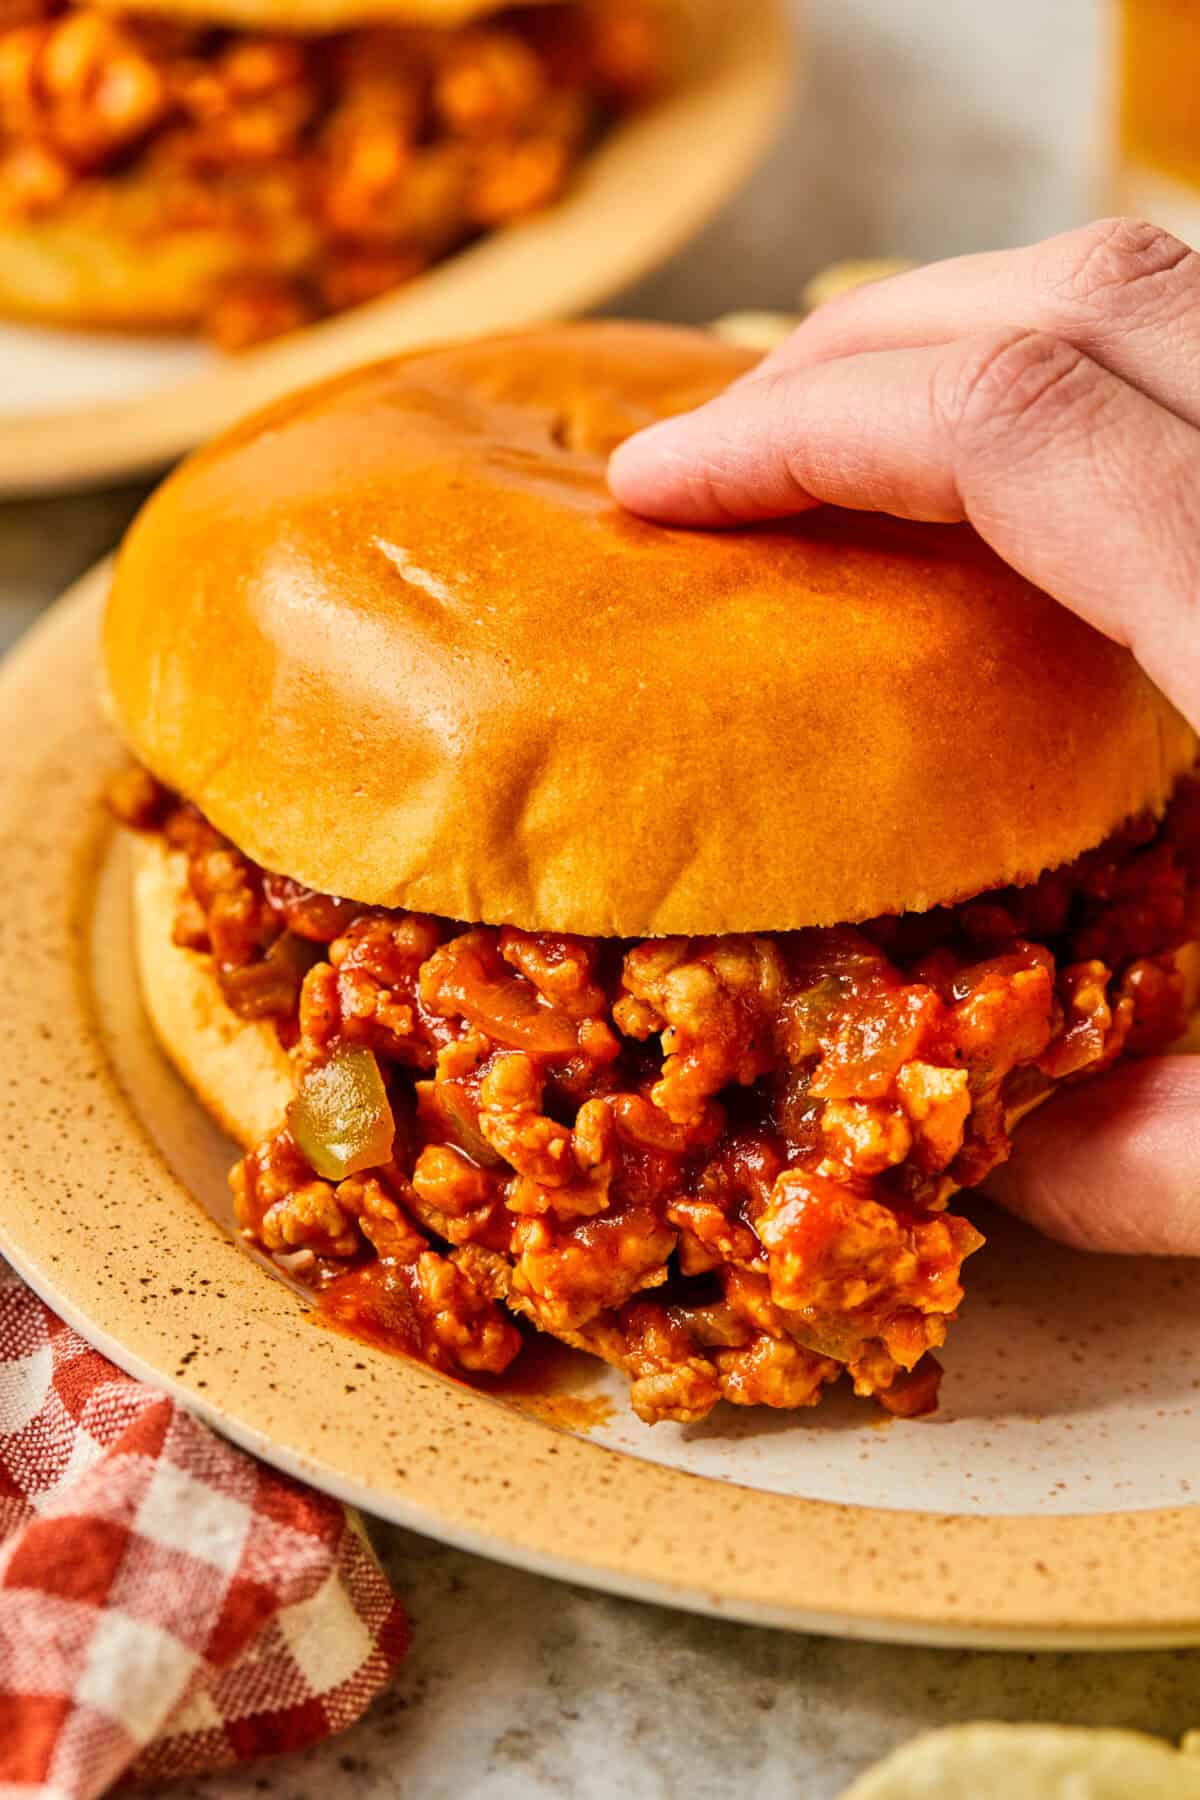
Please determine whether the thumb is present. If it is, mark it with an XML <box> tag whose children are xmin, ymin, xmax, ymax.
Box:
<box><xmin>608</xmin><ymin>370</ymin><xmax>827</xmax><ymax>525</ymax></box>
<box><xmin>987</xmin><ymin>1058</ymin><xmax>1200</xmax><ymax>1256</ymax></box>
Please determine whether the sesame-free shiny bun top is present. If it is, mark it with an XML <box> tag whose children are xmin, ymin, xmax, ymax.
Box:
<box><xmin>104</xmin><ymin>321</ymin><xmax>1198</xmax><ymax>936</ymax></box>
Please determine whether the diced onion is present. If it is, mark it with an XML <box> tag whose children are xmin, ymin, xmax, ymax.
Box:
<box><xmin>435</xmin><ymin>1084</ymin><xmax>504</xmax><ymax>1167</ymax></box>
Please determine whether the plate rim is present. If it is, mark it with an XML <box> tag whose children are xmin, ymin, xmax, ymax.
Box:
<box><xmin>3</xmin><ymin>563</ymin><xmax>1200</xmax><ymax>1651</ymax></box>
<box><xmin>0</xmin><ymin>0</ymin><xmax>792</xmax><ymax>497</ymax></box>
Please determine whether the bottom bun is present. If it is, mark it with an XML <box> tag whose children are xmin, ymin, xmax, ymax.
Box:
<box><xmin>132</xmin><ymin>835</ymin><xmax>294</xmax><ymax>1151</ymax></box>
<box><xmin>0</xmin><ymin>177</ymin><xmax>317</xmax><ymax>330</ymax></box>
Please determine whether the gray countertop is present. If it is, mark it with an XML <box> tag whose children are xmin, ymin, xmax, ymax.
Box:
<box><xmin>6</xmin><ymin>2</ymin><xmax>1197</xmax><ymax>1792</ymax></box>
<box><xmin>168</xmin><ymin>1533</ymin><xmax>1200</xmax><ymax>1800</ymax></box>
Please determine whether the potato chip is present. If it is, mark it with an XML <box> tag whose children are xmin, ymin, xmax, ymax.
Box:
<box><xmin>842</xmin><ymin>1723</ymin><xmax>1200</xmax><ymax>1799</ymax></box>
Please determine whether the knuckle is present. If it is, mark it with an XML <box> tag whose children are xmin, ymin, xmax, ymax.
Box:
<box><xmin>1044</xmin><ymin>215</ymin><xmax>1197</xmax><ymax>321</ymax></box>
<box><xmin>933</xmin><ymin>327</ymin><xmax>1092</xmax><ymax>451</ymax></box>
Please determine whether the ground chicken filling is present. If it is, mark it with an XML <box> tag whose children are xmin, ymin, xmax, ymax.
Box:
<box><xmin>0</xmin><ymin>0</ymin><xmax>658</xmax><ymax>344</ymax></box>
<box><xmin>111</xmin><ymin>767</ymin><xmax>1200</xmax><ymax>1423</ymax></box>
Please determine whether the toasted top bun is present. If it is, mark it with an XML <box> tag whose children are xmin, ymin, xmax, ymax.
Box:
<box><xmin>105</xmin><ymin>321</ymin><xmax>1198</xmax><ymax>938</ymax></box>
<box><xmin>89</xmin><ymin>0</ymin><xmax>549</xmax><ymax>34</ymax></box>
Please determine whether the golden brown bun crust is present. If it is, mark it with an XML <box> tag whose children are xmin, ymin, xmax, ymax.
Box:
<box><xmin>89</xmin><ymin>0</ymin><xmax>549</xmax><ymax>33</ymax></box>
<box><xmin>106</xmin><ymin>321</ymin><xmax>1199</xmax><ymax>936</ymax></box>
<box><xmin>132</xmin><ymin>836</ymin><xmax>294</xmax><ymax>1151</ymax></box>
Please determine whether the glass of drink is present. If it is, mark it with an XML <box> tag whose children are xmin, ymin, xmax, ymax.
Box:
<box><xmin>1115</xmin><ymin>0</ymin><xmax>1200</xmax><ymax>242</ymax></box>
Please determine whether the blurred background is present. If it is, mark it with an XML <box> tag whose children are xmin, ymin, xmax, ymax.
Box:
<box><xmin>2</xmin><ymin>0</ymin><xmax>1175</xmax><ymax>638</ymax></box>
<box><xmin>10</xmin><ymin>0</ymin><xmax>1200</xmax><ymax>631</ymax></box>
<box><xmin>619</xmin><ymin>0</ymin><xmax>1108</xmax><ymax>319</ymax></box>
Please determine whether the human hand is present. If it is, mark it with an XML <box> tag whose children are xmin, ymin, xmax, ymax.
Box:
<box><xmin>609</xmin><ymin>218</ymin><xmax>1200</xmax><ymax>1256</ymax></box>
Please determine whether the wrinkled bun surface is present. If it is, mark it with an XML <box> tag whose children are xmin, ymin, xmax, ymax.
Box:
<box><xmin>106</xmin><ymin>321</ymin><xmax>1198</xmax><ymax>936</ymax></box>
<box><xmin>133</xmin><ymin>837</ymin><xmax>294</xmax><ymax>1151</ymax></box>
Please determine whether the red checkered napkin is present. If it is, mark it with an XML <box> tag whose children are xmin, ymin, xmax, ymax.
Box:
<box><xmin>0</xmin><ymin>1258</ymin><xmax>407</xmax><ymax>1797</ymax></box>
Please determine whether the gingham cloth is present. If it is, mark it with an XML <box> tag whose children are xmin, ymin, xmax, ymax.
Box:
<box><xmin>0</xmin><ymin>1258</ymin><xmax>408</xmax><ymax>1798</ymax></box>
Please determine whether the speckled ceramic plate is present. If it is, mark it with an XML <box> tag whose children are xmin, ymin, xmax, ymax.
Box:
<box><xmin>5</xmin><ymin>564</ymin><xmax>1200</xmax><ymax>1649</ymax></box>
<box><xmin>0</xmin><ymin>0</ymin><xmax>789</xmax><ymax>498</ymax></box>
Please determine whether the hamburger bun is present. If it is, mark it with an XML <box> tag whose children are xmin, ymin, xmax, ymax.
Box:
<box><xmin>0</xmin><ymin>176</ymin><xmax>318</xmax><ymax>332</ymax></box>
<box><xmin>131</xmin><ymin>835</ymin><xmax>295</xmax><ymax>1151</ymax></box>
<box><xmin>104</xmin><ymin>321</ymin><xmax>1198</xmax><ymax>937</ymax></box>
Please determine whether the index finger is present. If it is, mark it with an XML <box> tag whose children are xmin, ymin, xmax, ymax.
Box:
<box><xmin>749</xmin><ymin>219</ymin><xmax>1200</xmax><ymax>427</ymax></box>
<box><xmin>988</xmin><ymin>1057</ymin><xmax>1200</xmax><ymax>1256</ymax></box>
<box><xmin>608</xmin><ymin>327</ymin><xmax>1200</xmax><ymax>731</ymax></box>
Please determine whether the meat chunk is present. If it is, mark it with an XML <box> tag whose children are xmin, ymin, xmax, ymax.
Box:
<box><xmin>618</xmin><ymin>935</ymin><xmax>785</xmax><ymax>1125</ymax></box>
<box><xmin>114</xmin><ymin>764</ymin><xmax>1200</xmax><ymax>1424</ymax></box>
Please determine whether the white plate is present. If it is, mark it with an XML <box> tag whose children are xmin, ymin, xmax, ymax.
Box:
<box><xmin>5</xmin><ymin>564</ymin><xmax>1200</xmax><ymax>1650</ymax></box>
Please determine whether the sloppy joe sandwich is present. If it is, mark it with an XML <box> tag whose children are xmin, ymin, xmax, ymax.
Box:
<box><xmin>104</xmin><ymin>321</ymin><xmax>1200</xmax><ymax>1424</ymax></box>
<box><xmin>0</xmin><ymin>0</ymin><xmax>658</xmax><ymax>345</ymax></box>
